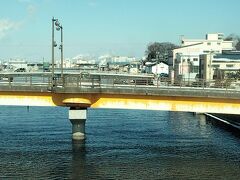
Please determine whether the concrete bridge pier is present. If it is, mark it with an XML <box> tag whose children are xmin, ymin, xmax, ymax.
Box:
<box><xmin>69</xmin><ymin>107</ymin><xmax>87</xmax><ymax>140</ymax></box>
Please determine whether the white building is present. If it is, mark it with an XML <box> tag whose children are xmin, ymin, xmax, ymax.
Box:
<box><xmin>72</xmin><ymin>54</ymin><xmax>96</xmax><ymax>65</ymax></box>
<box><xmin>98</xmin><ymin>55</ymin><xmax>136</xmax><ymax>65</ymax></box>
<box><xmin>56</xmin><ymin>58</ymin><xmax>72</xmax><ymax>68</ymax></box>
<box><xmin>172</xmin><ymin>33</ymin><xmax>234</xmax><ymax>80</ymax></box>
<box><xmin>112</xmin><ymin>56</ymin><xmax>136</xmax><ymax>63</ymax></box>
<box><xmin>199</xmin><ymin>51</ymin><xmax>240</xmax><ymax>80</ymax></box>
<box><xmin>63</xmin><ymin>58</ymin><xmax>72</xmax><ymax>68</ymax></box>
<box><xmin>4</xmin><ymin>60</ymin><xmax>28</xmax><ymax>72</ymax></box>
<box><xmin>129</xmin><ymin>61</ymin><xmax>141</xmax><ymax>74</ymax></box>
<box><xmin>151</xmin><ymin>62</ymin><xmax>169</xmax><ymax>75</ymax></box>
<box><xmin>98</xmin><ymin>55</ymin><xmax>112</xmax><ymax>67</ymax></box>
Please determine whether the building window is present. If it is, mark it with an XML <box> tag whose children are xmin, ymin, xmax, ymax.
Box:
<box><xmin>203</xmin><ymin>50</ymin><xmax>210</xmax><ymax>53</ymax></box>
<box><xmin>207</xmin><ymin>42</ymin><xmax>211</xmax><ymax>45</ymax></box>
<box><xmin>193</xmin><ymin>66</ymin><xmax>199</xmax><ymax>73</ymax></box>
<box><xmin>226</xmin><ymin>64</ymin><xmax>234</xmax><ymax>68</ymax></box>
<box><xmin>218</xmin><ymin>34</ymin><xmax>224</xmax><ymax>40</ymax></box>
<box><xmin>193</xmin><ymin>58</ymin><xmax>198</xmax><ymax>61</ymax></box>
<box><xmin>182</xmin><ymin>59</ymin><xmax>185</xmax><ymax>62</ymax></box>
<box><xmin>217</xmin><ymin>42</ymin><xmax>221</xmax><ymax>45</ymax></box>
<box><xmin>212</xmin><ymin>64</ymin><xmax>220</xmax><ymax>68</ymax></box>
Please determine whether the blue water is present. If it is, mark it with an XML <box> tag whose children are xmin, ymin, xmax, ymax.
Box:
<box><xmin>0</xmin><ymin>106</ymin><xmax>239</xmax><ymax>179</ymax></box>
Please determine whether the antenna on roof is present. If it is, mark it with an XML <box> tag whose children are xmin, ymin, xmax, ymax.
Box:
<box><xmin>180</xmin><ymin>35</ymin><xmax>184</xmax><ymax>45</ymax></box>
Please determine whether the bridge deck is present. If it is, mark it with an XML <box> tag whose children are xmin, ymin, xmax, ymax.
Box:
<box><xmin>0</xmin><ymin>72</ymin><xmax>240</xmax><ymax>114</ymax></box>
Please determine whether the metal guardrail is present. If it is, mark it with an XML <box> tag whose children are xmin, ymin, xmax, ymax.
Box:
<box><xmin>0</xmin><ymin>72</ymin><xmax>240</xmax><ymax>92</ymax></box>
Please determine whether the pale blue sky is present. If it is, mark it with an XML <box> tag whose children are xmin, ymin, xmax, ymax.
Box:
<box><xmin>0</xmin><ymin>0</ymin><xmax>240</xmax><ymax>61</ymax></box>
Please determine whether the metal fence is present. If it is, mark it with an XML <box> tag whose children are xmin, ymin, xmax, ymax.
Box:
<box><xmin>1</xmin><ymin>72</ymin><xmax>240</xmax><ymax>91</ymax></box>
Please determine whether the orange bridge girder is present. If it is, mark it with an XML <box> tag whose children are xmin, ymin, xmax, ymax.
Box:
<box><xmin>0</xmin><ymin>91</ymin><xmax>240</xmax><ymax>115</ymax></box>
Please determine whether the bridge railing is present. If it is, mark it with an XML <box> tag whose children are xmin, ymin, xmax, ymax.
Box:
<box><xmin>1</xmin><ymin>72</ymin><xmax>240</xmax><ymax>92</ymax></box>
<box><xmin>0</xmin><ymin>73</ymin><xmax>52</xmax><ymax>88</ymax></box>
<box><xmin>60</xmin><ymin>74</ymin><xmax>240</xmax><ymax>90</ymax></box>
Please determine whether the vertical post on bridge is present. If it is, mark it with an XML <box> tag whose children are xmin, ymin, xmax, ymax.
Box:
<box><xmin>51</xmin><ymin>17</ymin><xmax>55</xmax><ymax>88</ymax></box>
<box><xmin>69</xmin><ymin>107</ymin><xmax>87</xmax><ymax>140</ymax></box>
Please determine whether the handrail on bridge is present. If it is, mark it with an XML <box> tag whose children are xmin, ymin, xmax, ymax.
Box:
<box><xmin>0</xmin><ymin>72</ymin><xmax>240</xmax><ymax>92</ymax></box>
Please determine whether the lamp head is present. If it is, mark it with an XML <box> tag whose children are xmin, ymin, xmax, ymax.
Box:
<box><xmin>54</xmin><ymin>41</ymin><xmax>57</xmax><ymax>47</ymax></box>
<box><xmin>55</xmin><ymin>20</ymin><xmax>60</xmax><ymax>27</ymax></box>
<box><xmin>56</xmin><ymin>26</ymin><xmax>61</xmax><ymax>31</ymax></box>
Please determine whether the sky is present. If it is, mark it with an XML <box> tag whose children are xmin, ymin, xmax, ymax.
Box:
<box><xmin>0</xmin><ymin>0</ymin><xmax>240</xmax><ymax>61</ymax></box>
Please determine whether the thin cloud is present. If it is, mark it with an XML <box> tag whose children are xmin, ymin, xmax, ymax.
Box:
<box><xmin>0</xmin><ymin>19</ymin><xmax>22</xmax><ymax>39</ymax></box>
<box><xmin>17</xmin><ymin>0</ymin><xmax>37</xmax><ymax>17</ymax></box>
<box><xmin>27</xmin><ymin>4</ymin><xmax>37</xmax><ymax>16</ymax></box>
<box><xmin>17</xmin><ymin>0</ymin><xmax>37</xmax><ymax>16</ymax></box>
<box><xmin>88</xmin><ymin>1</ymin><xmax>97</xmax><ymax>7</ymax></box>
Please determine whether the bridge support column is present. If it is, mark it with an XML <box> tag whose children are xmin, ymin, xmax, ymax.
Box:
<box><xmin>69</xmin><ymin>107</ymin><xmax>87</xmax><ymax>140</ymax></box>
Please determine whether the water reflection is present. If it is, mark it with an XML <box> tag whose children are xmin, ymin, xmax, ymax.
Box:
<box><xmin>72</xmin><ymin>139</ymin><xmax>86</xmax><ymax>153</ymax></box>
<box><xmin>71</xmin><ymin>140</ymin><xmax>87</xmax><ymax>179</ymax></box>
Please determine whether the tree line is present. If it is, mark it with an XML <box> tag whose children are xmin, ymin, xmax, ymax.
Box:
<box><xmin>224</xmin><ymin>34</ymin><xmax>240</xmax><ymax>50</ymax></box>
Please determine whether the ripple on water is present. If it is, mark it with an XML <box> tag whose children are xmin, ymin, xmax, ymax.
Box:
<box><xmin>0</xmin><ymin>107</ymin><xmax>239</xmax><ymax>179</ymax></box>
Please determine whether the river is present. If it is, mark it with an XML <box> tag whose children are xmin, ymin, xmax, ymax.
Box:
<box><xmin>0</xmin><ymin>106</ymin><xmax>239</xmax><ymax>179</ymax></box>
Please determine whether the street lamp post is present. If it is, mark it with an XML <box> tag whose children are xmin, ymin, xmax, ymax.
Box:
<box><xmin>181</xmin><ymin>57</ymin><xmax>183</xmax><ymax>77</ymax></box>
<box><xmin>51</xmin><ymin>17</ymin><xmax>62</xmax><ymax>88</ymax></box>
<box><xmin>52</xmin><ymin>17</ymin><xmax>56</xmax><ymax>88</ymax></box>
<box><xmin>60</xmin><ymin>26</ymin><xmax>63</xmax><ymax>78</ymax></box>
<box><xmin>187</xmin><ymin>58</ymin><xmax>191</xmax><ymax>86</ymax></box>
<box><xmin>156</xmin><ymin>51</ymin><xmax>160</xmax><ymax>76</ymax></box>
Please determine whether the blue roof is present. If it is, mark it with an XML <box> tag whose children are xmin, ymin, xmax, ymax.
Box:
<box><xmin>214</xmin><ymin>54</ymin><xmax>240</xmax><ymax>60</ymax></box>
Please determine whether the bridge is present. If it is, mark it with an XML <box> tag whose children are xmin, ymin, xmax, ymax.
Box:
<box><xmin>0</xmin><ymin>72</ymin><xmax>240</xmax><ymax>140</ymax></box>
